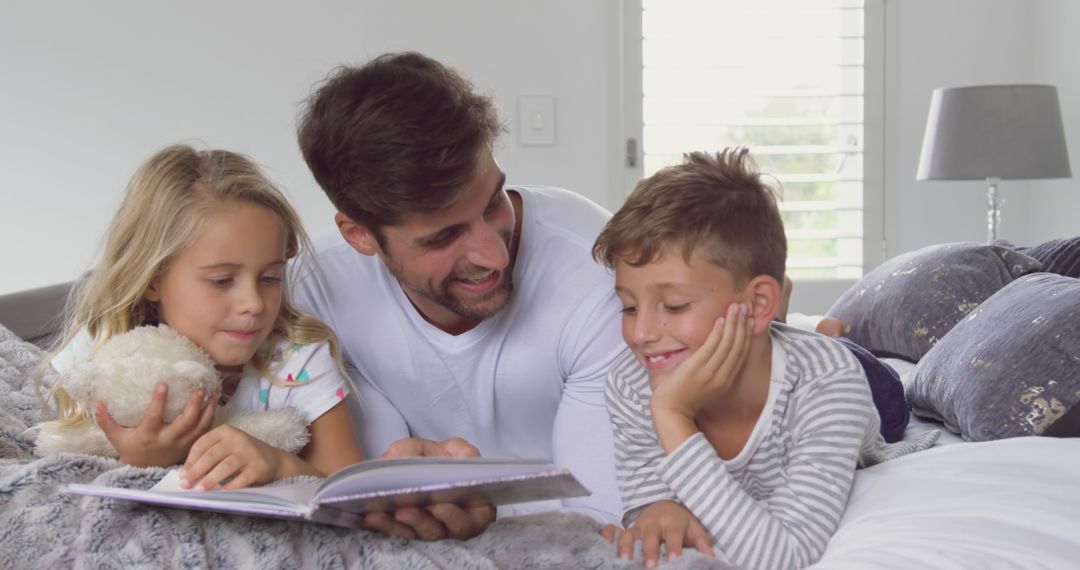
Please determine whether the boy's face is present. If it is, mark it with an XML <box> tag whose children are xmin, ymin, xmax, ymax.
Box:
<box><xmin>614</xmin><ymin>245</ymin><xmax>748</xmax><ymax>388</ymax></box>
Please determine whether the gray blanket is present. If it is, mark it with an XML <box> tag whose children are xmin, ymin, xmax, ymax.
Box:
<box><xmin>0</xmin><ymin>324</ymin><xmax>724</xmax><ymax>569</ymax></box>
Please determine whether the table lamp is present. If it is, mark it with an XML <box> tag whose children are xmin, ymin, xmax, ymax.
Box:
<box><xmin>916</xmin><ymin>84</ymin><xmax>1071</xmax><ymax>242</ymax></box>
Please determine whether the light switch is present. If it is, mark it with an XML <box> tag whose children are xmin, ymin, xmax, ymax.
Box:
<box><xmin>517</xmin><ymin>95</ymin><xmax>556</xmax><ymax>146</ymax></box>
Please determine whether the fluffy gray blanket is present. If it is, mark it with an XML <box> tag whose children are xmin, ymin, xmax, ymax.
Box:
<box><xmin>0</xmin><ymin>324</ymin><xmax>725</xmax><ymax>569</ymax></box>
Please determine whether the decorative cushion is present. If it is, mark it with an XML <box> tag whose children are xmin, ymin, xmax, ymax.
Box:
<box><xmin>905</xmin><ymin>273</ymin><xmax>1080</xmax><ymax>441</ymax></box>
<box><xmin>1016</xmin><ymin>236</ymin><xmax>1080</xmax><ymax>278</ymax></box>
<box><xmin>825</xmin><ymin>242</ymin><xmax>1041</xmax><ymax>362</ymax></box>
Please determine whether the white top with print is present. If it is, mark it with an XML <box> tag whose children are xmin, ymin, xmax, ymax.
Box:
<box><xmin>53</xmin><ymin>329</ymin><xmax>348</xmax><ymax>424</ymax></box>
<box><xmin>223</xmin><ymin>339</ymin><xmax>347</xmax><ymax>423</ymax></box>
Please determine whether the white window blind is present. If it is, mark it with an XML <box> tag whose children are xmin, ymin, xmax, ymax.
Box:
<box><xmin>642</xmin><ymin>0</ymin><xmax>866</xmax><ymax>279</ymax></box>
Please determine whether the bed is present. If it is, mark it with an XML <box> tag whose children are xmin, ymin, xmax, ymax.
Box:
<box><xmin>2</xmin><ymin>238</ymin><xmax>1079</xmax><ymax>569</ymax></box>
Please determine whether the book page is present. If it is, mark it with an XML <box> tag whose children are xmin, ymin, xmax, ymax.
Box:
<box><xmin>317</xmin><ymin>457</ymin><xmax>555</xmax><ymax>498</ymax></box>
<box><xmin>142</xmin><ymin>469</ymin><xmax>320</xmax><ymax>510</ymax></box>
<box><xmin>314</xmin><ymin>457</ymin><xmax>589</xmax><ymax>509</ymax></box>
<box><xmin>63</xmin><ymin>460</ymin><xmax>588</xmax><ymax>526</ymax></box>
<box><xmin>325</xmin><ymin>471</ymin><xmax>587</xmax><ymax>510</ymax></box>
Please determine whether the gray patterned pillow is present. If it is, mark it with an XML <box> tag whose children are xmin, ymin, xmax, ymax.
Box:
<box><xmin>905</xmin><ymin>273</ymin><xmax>1080</xmax><ymax>441</ymax></box>
<box><xmin>825</xmin><ymin>242</ymin><xmax>1041</xmax><ymax>362</ymax></box>
<box><xmin>1016</xmin><ymin>237</ymin><xmax>1080</xmax><ymax>278</ymax></box>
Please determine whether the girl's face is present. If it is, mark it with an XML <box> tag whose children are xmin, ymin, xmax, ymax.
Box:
<box><xmin>145</xmin><ymin>202</ymin><xmax>287</xmax><ymax>370</ymax></box>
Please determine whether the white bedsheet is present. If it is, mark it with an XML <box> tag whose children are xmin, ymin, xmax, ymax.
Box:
<box><xmin>784</xmin><ymin>319</ymin><xmax>1077</xmax><ymax>568</ymax></box>
<box><xmin>814</xmin><ymin>436</ymin><xmax>1080</xmax><ymax>569</ymax></box>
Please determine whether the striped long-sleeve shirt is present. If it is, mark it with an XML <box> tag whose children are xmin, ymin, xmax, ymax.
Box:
<box><xmin>606</xmin><ymin>323</ymin><xmax>939</xmax><ymax>570</ymax></box>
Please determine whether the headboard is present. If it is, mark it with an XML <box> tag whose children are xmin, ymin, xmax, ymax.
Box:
<box><xmin>0</xmin><ymin>281</ymin><xmax>72</xmax><ymax>347</ymax></box>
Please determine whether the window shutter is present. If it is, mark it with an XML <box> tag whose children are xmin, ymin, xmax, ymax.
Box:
<box><xmin>642</xmin><ymin>0</ymin><xmax>866</xmax><ymax>279</ymax></box>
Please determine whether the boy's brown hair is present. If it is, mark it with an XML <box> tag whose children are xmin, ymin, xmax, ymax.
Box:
<box><xmin>593</xmin><ymin>148</ymin><xmax>786</xmax><ymax>286</ymax></box>
<box><xmin>296</xmin><ymin>51</ymin><xmax>506</xmax><ymax>247</ymax></box>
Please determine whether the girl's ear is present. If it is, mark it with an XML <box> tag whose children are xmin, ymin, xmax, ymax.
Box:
<box><xmin>335</xmin><ymin>212</ymin><xmax>381</xmax><ymax>256</ymax></box>
<box><xmin>144</xmin><ymin>278</ymin><xmax>162</xmax><ymax>303</ymax></box>
<box><xmin>746</xmin><ymin>275</ymin><xmax>782</xmax><ymax>335</ymax></box>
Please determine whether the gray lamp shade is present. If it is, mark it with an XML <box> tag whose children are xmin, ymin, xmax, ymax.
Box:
<box><xmin>917</xmin><ymin>84</ymin><xmax>1071</xmax><ymax>180</ymax></box>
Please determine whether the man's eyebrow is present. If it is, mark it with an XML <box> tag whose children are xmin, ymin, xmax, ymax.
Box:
<box><xmin>488</xmin><ymin>172</ymin><xmax>507</xmax><ymax>205</ymax></box>
<box><xmin>414</xmin><ymin>171</ymin><xmax>508</xmax><ymax>247</ymax></box>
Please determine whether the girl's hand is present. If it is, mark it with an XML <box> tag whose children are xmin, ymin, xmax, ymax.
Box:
<box><xmin>179</xmin><ymin>424</ymin><xmax>311</xmax><ymax>491</ymax></box>
<box><xmin>651</xmin><ymin>302</ymin><xmax>753</xmax><ymax>422</ymax></box>
<box><xmin>611</xmin><ymin>501</ymin><xmax>714</xmax><ymax>566</ymax></box>
<box><xmin>94</xmin><ymin>382</ymin><xmax>218</xmax><ymax>468</ymax></box>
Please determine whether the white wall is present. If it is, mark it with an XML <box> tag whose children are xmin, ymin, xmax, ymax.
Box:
<box><xmin>0</xmin><ymin>1</ymin><xmax>620</xmax><ymax>295</ymax></box>
<box><xmin>3</xmin><ymin>0</ymin><xmax>1078</xmax><ymax>302</ymax></box>
<box><xmin>884</xmin><ymin>0</ymin><xmax>1079</xmax><ymax>257</ymax></box>
<box><xmin>1031</xmin><ymin>0</ymin><xmax>1080</xmax><ymax>238</ymax></box>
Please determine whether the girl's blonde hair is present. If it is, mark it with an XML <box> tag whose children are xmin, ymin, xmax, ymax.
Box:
<box><xmin>45</xmin><ymin>144</ymin><xmax>341</xmax><ymax>421</ymax></box>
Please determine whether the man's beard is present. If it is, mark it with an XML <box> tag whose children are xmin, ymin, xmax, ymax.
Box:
<box><xmin>418</xmin><ymin>271</ymin><xmax>514</xmax><ymax>322</ymax></box>
<box><xmin>382</xmin><ymin>226</ymin><xmax>518</xmax><ymax>323</ymax></box>
<box><xmin>387</xmin><ymin>261</ymin><xmax>515</xmax><ymax>322</ymax></box>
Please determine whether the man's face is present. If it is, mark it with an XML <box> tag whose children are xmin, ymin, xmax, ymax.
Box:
<box><xmin>376</xmin><ymin>151</ymin><xmax>517</xmax><ymax>333</ymax></box>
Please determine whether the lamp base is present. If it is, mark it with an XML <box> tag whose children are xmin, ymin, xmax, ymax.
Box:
<box><xmin>986</xmin><ymin>177</ymin><xmax>1002</xmax><ymax>243</ymax></box>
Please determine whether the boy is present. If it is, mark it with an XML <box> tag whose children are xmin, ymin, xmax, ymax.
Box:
<box><xmin>593</xmin><ymin>149</ymin><xmax>938</xmax><ymax>569</ymax></box>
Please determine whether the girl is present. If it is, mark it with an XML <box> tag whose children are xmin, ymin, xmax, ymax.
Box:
<box><xmin>43</xmin><ymin>144</ymin><xmax>364</xmax><ymax>491</ymax></box>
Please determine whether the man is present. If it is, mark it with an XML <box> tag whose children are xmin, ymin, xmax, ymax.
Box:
<box><xmin>293</xmin><ymin>52</ymin><xmax>627</xmax><ymax>540</ymax></box>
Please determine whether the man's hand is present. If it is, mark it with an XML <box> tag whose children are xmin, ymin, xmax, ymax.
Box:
<box><xmin>605</xmin><ymin>501</ymin><xmax>714</xmax><ymax>566</ymax></box>
<box><xmin>361</xmin><ymin>437</ymin><xmax>496</xmax><ymax>541</ymax></box>
<box><xmin>94</xmin><ymin>382</ymin><xmax>218</xmax><ymax>467</ymax></box>
<box><xmin>381</xmin><ymin>436</ymin><xmax>481</xmax><ymax>459</ymax></box>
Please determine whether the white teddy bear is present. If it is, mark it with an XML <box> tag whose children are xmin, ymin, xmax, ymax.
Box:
<box><xmin>34</xmin><ymin>324</ymin><xmax>309</xmax><ymax>458</ymax></box>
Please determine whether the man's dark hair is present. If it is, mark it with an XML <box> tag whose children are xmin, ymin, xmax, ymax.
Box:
<box><xmin>297</xmin><ymin>52</ymin><xmax>505</xmax><ymax>244</ymax></box>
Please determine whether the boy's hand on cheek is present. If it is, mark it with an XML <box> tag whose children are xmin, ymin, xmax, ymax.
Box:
<box><xmin>650</xmin><ymin>302</ymin><xmax>752</xmax><ymax>452</ymax></box>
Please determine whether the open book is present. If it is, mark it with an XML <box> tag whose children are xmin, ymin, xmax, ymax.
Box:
<box><xmin>64</xmin><ymin>456</ymin><xmax>590</xmax><ymax>528</ymax></box>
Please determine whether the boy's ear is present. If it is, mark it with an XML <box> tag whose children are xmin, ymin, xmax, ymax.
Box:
<box><xmin>335</xmin><ymin>212</ymin><xmax>381</xmax><ymax>257</ymax></box>
<box><xmin>746</xmin><ymin>275</ymin><xmax>782</xmax><ymax>335</ymax></box>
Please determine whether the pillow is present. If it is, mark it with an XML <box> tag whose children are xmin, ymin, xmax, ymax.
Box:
<box><xmin>1016</xmin><ymin>236</ymin><xmax>1080</xmax><ymax>278</ymax></box>
<box><xmin>905</xmin><ymin>273</ymin><xmax>1080</xmax><ymax>441</ymax></box>
<box><xmin>825</xmin><ymin>242</ymin><xmax>1041</xmax><ymax>362</ymax></box>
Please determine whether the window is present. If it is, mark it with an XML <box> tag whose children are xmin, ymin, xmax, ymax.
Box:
<box><xmin>635</xmin><ymin>0</ymin><xmax>879</xmax><ymax>280</ymax></box>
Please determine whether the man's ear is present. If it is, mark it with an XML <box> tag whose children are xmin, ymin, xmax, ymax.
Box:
<box><xmin>745</xmin><ymin>275</ymin><xmax>782</xmax><ymax>335</ymax></box>
<box><xmin>335</xmin><ymin>212</ymin><xmax>381</xmax><ymax>257</ymax></box>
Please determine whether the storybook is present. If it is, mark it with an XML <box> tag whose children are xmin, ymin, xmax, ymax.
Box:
<box><xmin>64</xmin><ymin>456</ymin><xmax>590</xmax><ymax>528</ymax></box>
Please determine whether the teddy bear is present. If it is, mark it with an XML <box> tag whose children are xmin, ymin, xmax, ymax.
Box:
<box><xmin>33</xmin><ymin>324</ymin><xmax>309</xmax><ymax>458</ymax></box>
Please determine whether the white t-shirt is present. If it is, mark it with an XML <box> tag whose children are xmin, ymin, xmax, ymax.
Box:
<box><xmin>292</xmin><ymin>186</ymin><xmax>628</xmax><ymax>523</ymax></box>
<box><xmin>53</xmin><ymin>330</ymin><xmax>349</xmax><ymax>425</ymax></box>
